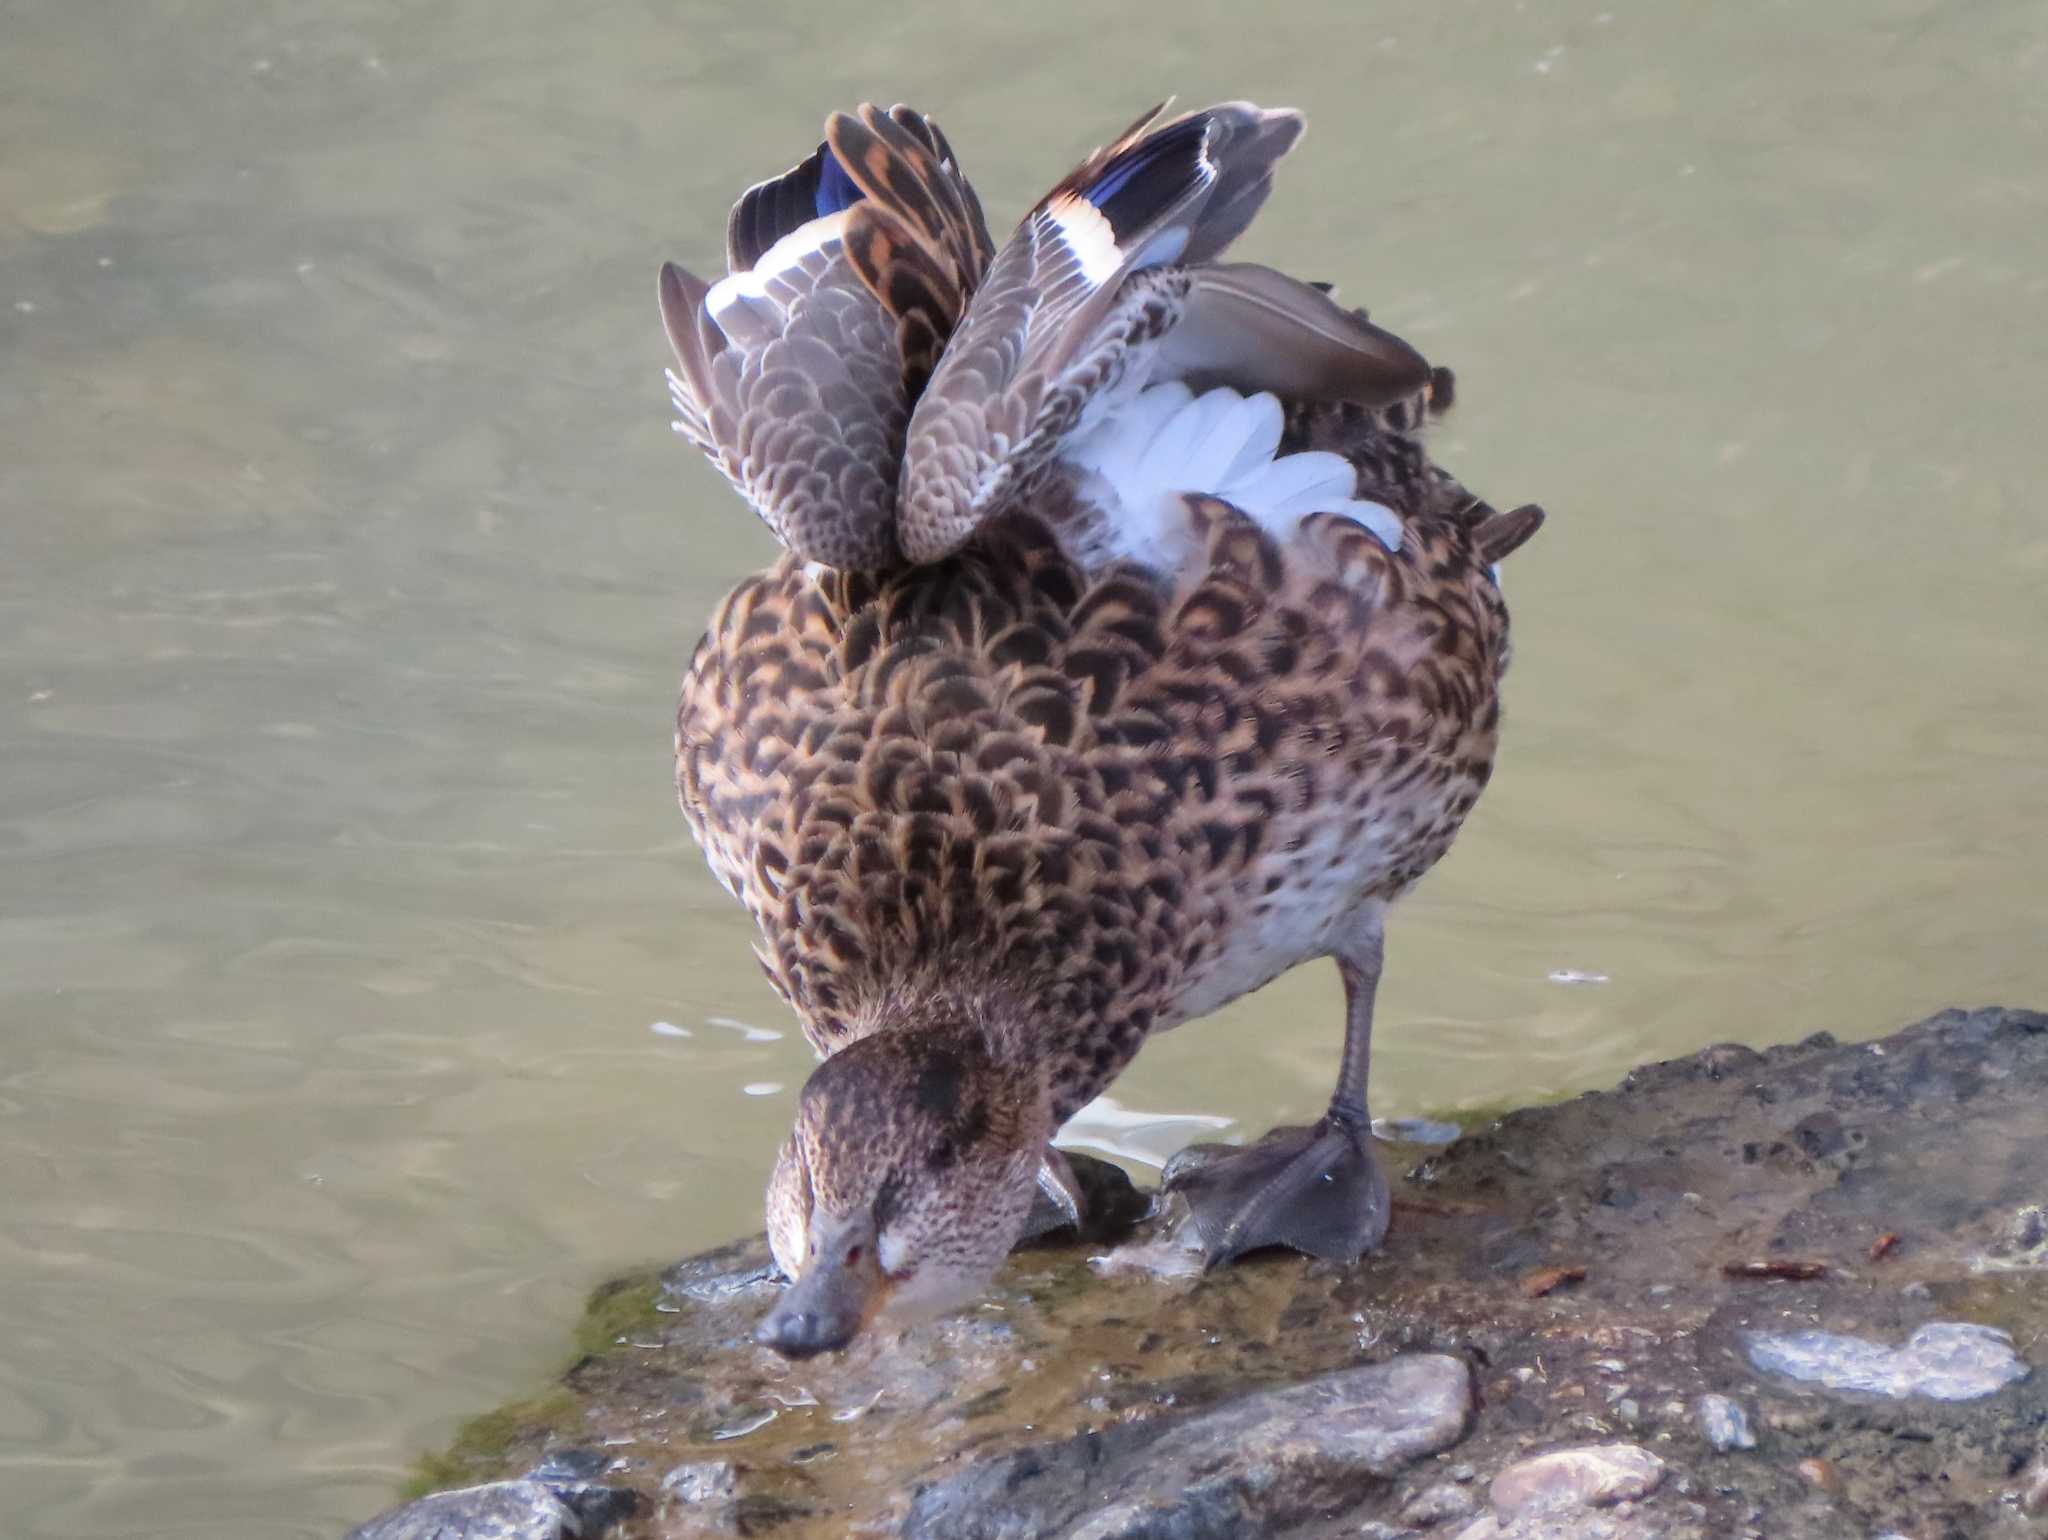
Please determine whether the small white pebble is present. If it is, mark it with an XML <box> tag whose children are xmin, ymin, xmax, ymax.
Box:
<box><xmin>742</xmin><ymin>1081</ymin><xmax>784</xmax><ymax>1097</ymax></box>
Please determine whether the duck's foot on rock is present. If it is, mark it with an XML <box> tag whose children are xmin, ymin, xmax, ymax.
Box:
<box><xmin>1015</xmin><ymin>1149</ymin><xmax>1151</xmax><ymax>1249</ymax></box>
<box><xmin>1164</xmin><ymin>1112</ymin><xmax>1390</xmax><ymax>1267</ymax></box>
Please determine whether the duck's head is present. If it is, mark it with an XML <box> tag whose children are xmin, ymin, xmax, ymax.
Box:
<box><xmin>756</xmin><ymin>1029</ymin><xmax>1050</xmax><ymax>1358</ymax></box>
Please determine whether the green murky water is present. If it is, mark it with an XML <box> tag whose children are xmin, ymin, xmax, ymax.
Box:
<box><xmin>1</xmin><ymin>2</ymin><xmax>2043</xmax><ymax>1533</ymax></box>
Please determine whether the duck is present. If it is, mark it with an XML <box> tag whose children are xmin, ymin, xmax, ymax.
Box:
<box><xmin>657</xmin><ymin>100</ymin><xmax>1544</xmax><ymax>1359</ymax></box>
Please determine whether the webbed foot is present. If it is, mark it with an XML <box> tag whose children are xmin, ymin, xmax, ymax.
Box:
<box><xmin>1017</xmin><ymin>1149</ymin><xmax>1086</xmax><ymax>1244</ymax></box>
<box><xmin>1163</xmin><ymin>1110</ymin><xmax>1390</xmax><ymax>1268</ymax></box>
<box><xmin>1016</xmin><ymin>1149</ymin><xmax>1153</xmax><ymax>1249</ymax></box>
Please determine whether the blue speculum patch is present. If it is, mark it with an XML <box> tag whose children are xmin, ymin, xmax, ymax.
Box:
<box><xmin>814</xmin><ymin>147</ymin><xmax>864</xmax><ymax>216</ymax></box>
<box><xmin>1081</xmin><ymin>115</ymin><xmax>1207</xmax><ymax>216</ymax></box>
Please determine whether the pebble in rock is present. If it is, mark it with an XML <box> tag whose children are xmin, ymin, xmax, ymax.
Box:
<box><xmin>663</xmin><ymin>1459</ymin><xmax>739</xmax><ymax>1505</ymax></box>
<box><xmin>1693</xmin><ymin>1393</ymin><xmax>1757</xmax><ymax>1452</ymax></box>
<box><xmin>1745</xmin><ymin>1321</ymin><xmax>2029</xmax><ymax>1400</ymax></box>
<box><xmin>2023</xmin><ymin>1465</ymin><xmax>2048</xmax><ymax>1513</ymax></box>
<box><xmin>1488</xmin><ymin>1442</ymin><xmax>1665</xmax><ymax>1516</ymax></box>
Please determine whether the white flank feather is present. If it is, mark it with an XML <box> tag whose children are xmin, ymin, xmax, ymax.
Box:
<box><xmin>1060</xmin><ymin>382</ymin><xmax>1404</xmax><ymax>565</ymax></box>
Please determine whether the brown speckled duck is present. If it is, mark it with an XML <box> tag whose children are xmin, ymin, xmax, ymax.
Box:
<box><xmin>658</xmin><ymin>100</ymin><xmax>1544</xmax><ymax>1357</ymax></box>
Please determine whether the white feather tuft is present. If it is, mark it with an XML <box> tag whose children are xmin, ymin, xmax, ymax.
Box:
<box><xmin>1046</xmin><ymin>196</ymin><xmax>1126</xmax><ymax>287</ymax></box>
<box><xmin>704</xmin><ymin>213</ymin><xmax>845</xmax><ymax>341</ymax></box>
<box><xmin>1059</xmin><ymin>382</ymin><xmax>1405</xmax><ymax>565</ymax></box>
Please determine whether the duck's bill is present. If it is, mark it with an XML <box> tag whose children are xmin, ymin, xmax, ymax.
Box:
<box><xmin>755</xmin><ymin>1248</ymin><xmax>891</xmax><ymax>1359</ymax></box>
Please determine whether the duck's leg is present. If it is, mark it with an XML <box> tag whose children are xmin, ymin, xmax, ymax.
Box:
<box><xmin>1168</xmin><ymin>909</ymin><xmax>1391</xmax><ymax>1267</ymax></box>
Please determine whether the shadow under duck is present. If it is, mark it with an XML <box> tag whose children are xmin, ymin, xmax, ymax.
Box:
<box><xmin>658</xmin><ymin>100</ymin><xmax>1545</xmax><ymax>1358</ymax></box>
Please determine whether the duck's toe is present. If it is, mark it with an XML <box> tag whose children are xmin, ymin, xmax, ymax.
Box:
<box><xmin>1017</xmin><ymin>1150</ymin><xmax>1087</xmax><ymax>1244</ymax></box>
<box><xmin>1164</xmin><ymin>1115</ymin><xmax>1390</xmax><ymax>1268</ymax></box>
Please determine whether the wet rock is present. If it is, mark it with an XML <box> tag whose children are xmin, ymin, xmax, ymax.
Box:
<box><xmin>1745</xmin><ymin>1320</ymin><xmax>2030</xmax><ymax>1400</ymax></box>
<box><xmin>344</xmin><ymin>1480</ymin><xmax>583</xmax><ymax>1540</ymax></box>
<box><xmin>903</xmin><ymin>1354</ymin><xmax>1472</xmax><ymax>1540</ymax></box>
<box><xmin>372</xmin><ymin>1006</ymin><xmax>2048</xmax><ymax>1540</ymax></box>
<box><xmin>1488</xmin><ymin>1442</ymin><xmax>1664</xmax><ymax>1515</ymax></box>
<box><xmin>1693</xmin><ymin>1393</ymin><xmax>1756</xmax><ymax>1452</ymax></box>
<box><xmin>1401</xmin><ymin>1478</ymin><xmax>1479</xmax><ymax>1525</ymax></box>
<box><xmin>346</xmin><ymin>1450</ymin><xmax>643</xmax><ymax>1540</ymax></box>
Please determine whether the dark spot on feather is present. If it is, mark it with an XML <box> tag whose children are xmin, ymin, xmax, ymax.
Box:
<box><xmin>841</xmin><ymin>613</ymin><xmax>881</xmax><ymax>672</ymax></box>
<box><xmin>873</xmin><ymin>1171</ymin><xmax>905</xmax><ymax>1230</ymax></box>
<box><xmin>989</xmin><ymin>626</ymin><xmax>1052</xmax><ymax>668</ymax></box>
<box><xmin>1015</xmin><ymin>687</ymin><xmax>1076</xmax><ymax>746</ymax></box>
<box><xmin>1102</xmin><ymin>713</ymin><xmax>1168</xmax><ymax>748</ymax></box>
<box><xmin>913</xmin><ymin>1050</ymin><xmax>965</xmax><ymax>1118</ymax></box>
<box><xmin>1063</xmin><ymin>646</ymin><xmax>1127</xmax><ymax>707</ymax></box>
<box><xmin>1200</xmin><ymin>822</ymin><xmax>1237</xmax><ymax>863</ymax></box>
<box><xmin>927</xmin><ymin>674</ymin><xmax>990</xmax><ymax>716</ymax></box>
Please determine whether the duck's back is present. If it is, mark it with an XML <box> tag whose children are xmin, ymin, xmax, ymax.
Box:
<box><xmin>677</xmin><ymin>386</ymin><xmax>1529</xmax><ymax>1113</ymax></box>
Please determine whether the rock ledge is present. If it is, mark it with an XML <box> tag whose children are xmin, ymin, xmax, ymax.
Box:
<box><xmin>351</xmin><ymin>1007</ymin><xmax>2048</xmax><ymax>1540</ymax></box>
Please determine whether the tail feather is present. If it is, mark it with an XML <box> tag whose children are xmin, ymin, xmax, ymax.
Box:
<box><xmin>1162</xmin><ymin>263</ymin><xmax>1431</xmax><ymax>408</ymax></box>
<box><xmin>1473</xmin><ymin>503</ymin><xmax>1546</xmax><ymax>564</ymax></box>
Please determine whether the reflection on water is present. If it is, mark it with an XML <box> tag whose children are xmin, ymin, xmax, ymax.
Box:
<box><xmin>1</xmin><ymin>0</ymin><xmax>2043</xmax><ymax>1533</ymax></box>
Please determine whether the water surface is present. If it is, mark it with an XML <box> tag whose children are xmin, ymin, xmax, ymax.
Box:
<box><xmin>2</xmin><ymin>2</ymin><xmax>2043</xmax><ymax>1534</ymax></box>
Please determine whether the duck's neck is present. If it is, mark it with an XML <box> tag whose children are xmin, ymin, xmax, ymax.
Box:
<box><xmin>840</xmin><ymin>962</ymin><xmax>1144</xmax><ymax>1127</ymax></box>
<box><xmin>843</xmin><ymin>969</ymin><xmax>1043</xmax><ymax>1061</ymax></box>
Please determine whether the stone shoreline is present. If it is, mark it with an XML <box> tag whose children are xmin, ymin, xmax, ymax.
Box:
<box><xmin>349</xmin><ymin>1007</ymin><xmax>2048</xmax><ymax>1539</ymax></box>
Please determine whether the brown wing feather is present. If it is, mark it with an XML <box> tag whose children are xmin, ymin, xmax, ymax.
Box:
<box><xmin>829</xmin><ymin>104</ymin><xmax>995</xmax><ymax>398</ymax></box>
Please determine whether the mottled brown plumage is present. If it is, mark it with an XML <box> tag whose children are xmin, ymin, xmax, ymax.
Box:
<box><xmin>681</xmin><ymin>434</ymin><xmax>1512</xmax><ymax>1085</ymax></box>
<box><xmin>658</xmin><ymin>100</ymin><xmax>1544</xmax><ymax>1354</ymax></box>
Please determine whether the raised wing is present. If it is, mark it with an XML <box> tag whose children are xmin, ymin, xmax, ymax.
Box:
<box><xmin>894</xmin><ymin>101</ymin><xmax>1432</xmax><ymax>563</ymax></box>
<box><xmin>660</xmin><ymin>106</ymin><xmax>993</xmax><ymax>569</ymax></box>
